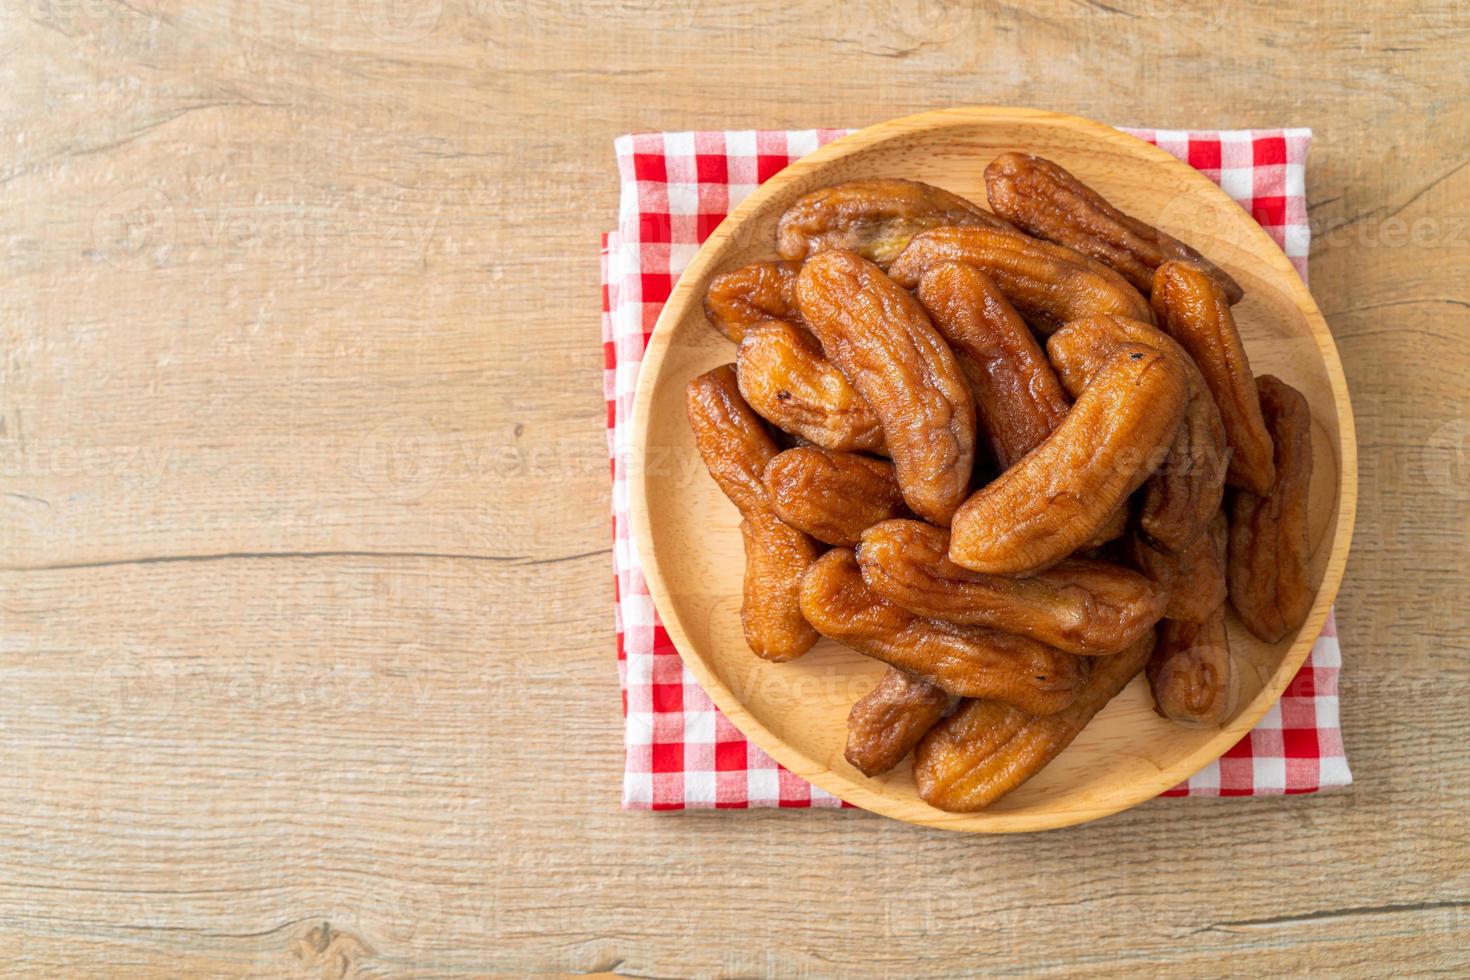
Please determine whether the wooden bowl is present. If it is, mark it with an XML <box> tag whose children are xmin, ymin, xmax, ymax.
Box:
<box><xmin>628</xmin><ymin>107</ymin><xmax>1356</xmax><ymax>832</ymax></box>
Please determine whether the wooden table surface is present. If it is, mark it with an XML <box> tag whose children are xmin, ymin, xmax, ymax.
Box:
<box><xmin>1</xmin><ymin>1</ymin><xmax>1466</xmax><ymax>976</ymax></box>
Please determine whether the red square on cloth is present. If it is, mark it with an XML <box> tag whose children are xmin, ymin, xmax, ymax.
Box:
<box><xmin>1254</xmin><ymin>135</ymin><xmax>1288</xmax><ymax>166</ymax></box>
<box><xmin>1254</xmin><ymin>194</ymin><xmax>1288</xmax><ymax>227</ymax></box>
<box><xmin>1188</xmin><ymin>138</ymin><xmax>1223</xmax><ymax>172</ymax></box>
<box><xmin>606</xmin><ymin>126</ymin><xmax>1345</xmax><ymax>810</ymax></box>
<box><xmin>633</xmin><ymin>152</ymin><xmax>667</xmax><ymax>183</ymax></box>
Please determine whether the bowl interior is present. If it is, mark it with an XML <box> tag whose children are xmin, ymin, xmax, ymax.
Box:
<box><xmin>630</xmin><ymin>108</ymin><xmax>1354</xmax><ymax>831</ymax></box>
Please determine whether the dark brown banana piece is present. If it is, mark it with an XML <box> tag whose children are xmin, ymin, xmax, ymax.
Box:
<box><xmin>1048</xmin><ymin>314</ymin><xmax>1228</xmax><ymax>553</ymax></box>
<box><xmin>913</xmin><ymin>632</ymin><xmax>1155</xmax><ymax>812</ymax></box>
<box><xmin>949</xmin><ymin>344</ymin><xmax>1188</xmax><ymax>575</ymax></box>
<box><xmin>686</xmin><ymin>365</ymin><xmax>819</xmax><ymax>662</ymax></box>
<box><xmin>797</xmin><ymin>249</ymin><xmax>976</xmax><ymax>526</ymax></box>
<box><xmin>1151</xmin><ymin>261</ymin><xmax>1275</xmax><ymax>496</ymax></box>
<box><xmin>736</xmin><ymin>319</ymin><xmax>886</xmax><ymax>453</ymax></box>
<box><xmin>704</xmin><ymin>260</ymin><xmax>803</xmax><ymax>343</ymax></box>
<box><xmin>776</xmin><ymin>178</ymin><xmax>1014</xmax><ymax>269</ymax></box>
<box><xmin>764</xmin><ymin>447</ymin><xmax>904</xmax><ymax>547</ymax></box>
<box><xmin>686</xmin><ymin>364</ymin><xmax>782</xmax><ymax>513</ymax></box>
<box><xmin>985</xmin><ymin>152</ymin><xmax>1243</xmax><ymax>303</ymax></box>
<box><xmin>739</xmin><ymin>510</ymin><xmax>821</xmax><ymax>662</ymax></box>
<box><xmin>1147</xmin><ymin>607</ymin><xmax>1236</xmax><ymax>727</ymax></box>
<box><xmin>1128</xmin><ymin>512</ymin><xmax>1229</xmax><ymax>624</ymax></box>
<box><xmin>1228</xmin><ymin>375</ymin><xmax>1315</xmax><ymax>643</ymax></box>
<box><xmin>858</xmin><ymin>519</ymin><xmax>1166</xmax><ymax>656</ymax></box>
<box><xmin>888</xmin><ymin>225</ymin><xmax>1154</xmax><ymax>333</ymax></box>
<box><xmin>915</xmin><ymin>262</ymin><xmax>1071</xmax><ymax>469</ymax></box>
<box><xmin>845</xmin><ymin>669</ymin><xmax>958</xmax><ymax>777</ymax></box>
<box><xmin>798</xmin><ymin>549</ymin><xmax>1086</xmax><ymax>714</ymax></box>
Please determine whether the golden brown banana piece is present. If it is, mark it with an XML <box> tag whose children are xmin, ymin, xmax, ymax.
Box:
<box><xmin>888</xmin><ymin>225</ymin><xmax>1154</xmax><ymax>333</ymax></box>
<box><xmin>1128</xmin><ymin>512</ymin><xmax>1228</xmax><ymax>624</ymax></box>
<box><xmin>799</xmin><ymin>550</ymin><xmax>1086</xmax><ymax>714</ymax></box>
<box><xmin>764</xmin><ymin>447</ymin><xmax>905</xmax><ymax>547</ymax></box>
<box><xmin>858</xmin><ymin>519</ymin><xmax>1166</xmax><ymax>656</ymax></box>
<box><xmin>1048</xmin><ymin>314</ymin><xmax>1228</xmax><ymax>553</ymax></box>
<box><xmin>914</xmin><ymin>632</ymin><xmax>1155</xmax><ymax>812</ymax></box>
<box><xmin>776</xmin><ymin>178</ymin><xmax>1014</xmax><ymax>269</ymax></box>
<box><xmin>798</xmin><ymin>249</ymin><xmax>976</xmax><ymax>526</ymax></box>
<box><xmin>845</xmin><ymin>669</ymin><xmax>957</xmax><ymax>777</ymax></box>
<box><xmin>703</xmin><ymin>260</ymin><xmax>803</xmax><ymax>343</ymax></box>
<box><xmin>686</xmin><ymin>365</ymin><xmax>819</xmax><ymax>661</ymax></box>
<box><xmin>739</xmin><ymin>510</ymin><xmax>821</xmax><ymax>661</ymax></box>
<box><xmin>948</xmin><ymin>344</ymin><xmax>1188</xmax><ymax>575</ymax></box>
<box><xmin>686</xmin><ymin>363</ymin><xmax>783</xmax><ymax>513</ymax></box>
<box><xmin>985</xmin><ymin>152</ymin><xmax>1244</xmax><ymax>303</ymax></box>
<box><xmin>1152</xmin><ymin>261</ymin><xmax>1276</xmax><ymax>496</ymax></box>
<box><xmin>1228</xmin><ymin>375</ymin><xmax>1315</xmax><ymax>643</ymax></box>
<box><xmin>915</xmin><ymin>262</ymin><xmax>1071</xmax><ymax>468</ymax></box>
<box><xmin>736</xmin><ymin>320</ymin><xmax>886</xmax><ymax>453</ymax></box>
<box><xmin>1148</xmin><ymin>607</ymin><xmax>1236</xmax><ymax>727</ymax></box>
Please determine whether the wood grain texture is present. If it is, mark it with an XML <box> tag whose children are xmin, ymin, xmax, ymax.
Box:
<box><xmin>0</xmin><ymin>0</ymin><xmax>1465</xmax><ymax>975</ymax></box>
<box><xmin>631</xmin><ymin>107</ymin><xmax>1354</xmax><ymax>831</ymax></box>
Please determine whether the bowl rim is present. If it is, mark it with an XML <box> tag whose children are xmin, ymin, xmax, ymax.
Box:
<box><xmin>627</xmin><ymin>105</ymin><xmax>1358</xmax><ymax>832</ymax></box>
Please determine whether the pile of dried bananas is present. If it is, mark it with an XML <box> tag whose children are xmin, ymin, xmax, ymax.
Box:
<box><xmin>687</xmin><ymin>154</ymin><xmax>1313</xmax><ymax>812</ymax></box>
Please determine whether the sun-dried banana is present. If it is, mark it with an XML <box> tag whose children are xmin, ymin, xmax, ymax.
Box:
<box><xmin>915</xmin><ymin>262</ymin><xmax>1070</xmax><ymax>468</ymax></box>
<box><xmin>913</xmin><ymin>632</ymin><xmax>1155</xmax><ymax>812</ymax></box>
<box><xmin>845</xmin><ymin>669</ymin><xmax>957</xmax><ymax>777</ymax></box>
<box><xmin>858</xmin><ymin>519</ymin><xmax>1166</xmax><ymax>656</ymax></box>
<box><xmin>799</xmin><ymin>549</ymin><xmax>1086</xmax><ymax>714</ymax></box>
<box><xmin>798</xmin><ymin>249</ymin><xmax>976</xmax><ymax>525</ymax></box>
<box><xmin>1228</xmin><ymin>375</ymin><xmax>1314</xmax><ymax>642</ymax></box>
<box><xmin>1147</xmin><ymin>607</ymin><xmax>1235</xmax><ymax>727</ymax></box>
<box><xmin>985</xmin><ymin>152</ymin><xmax>1243</xmax><ymax>302</ymax></box>
<box><xmin>764</xmin><ymin>447</ymin><xmax>904</xmax><ymax>547</ymax></box>
<box><xmin>736</xmin><ymin>319</ymin><xmax>885</xmax><ymax>453</ymax></box>
<box><xmin>687</xmin><ymin>365</ymin><xmax>819</xmax><ymax>661</ymax></box>
<box><xmin>1152</xmin><ymin>261</ymin><xmax>1275</xmax><ymax>496</ymax></box>
<box><xmin>949</xmin><ymin>344</ymin><xmax>1188</xmax><ymax>575</ymax></box>
<box><xmin>704</xmin><ymin>260</ymin><xmax>803</xmax><ymax>343</ymax></box>
<box><xmin>1048</xmin><ymin>314</ymin><xmax>1228</xmax><ymax>553</ymax></box>
<box><xmin>889</xmin><ymin>225</ymin><xmax>1154</xmax><ymax>333</ymax></box>
<box><xmin>777</xmin><ymin>178</ymin><xmax>1013</xmax><ymax>269</ymax></box>
<box><xmin>1128</xmin><ymin>512</ymin><xmax>1228</xmax><ymax>624</ymax></box>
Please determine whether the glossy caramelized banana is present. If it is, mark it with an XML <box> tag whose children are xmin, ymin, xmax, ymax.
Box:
<box><xmin>686</xmin><ymin>365</ymin><xmax>819</xmax><ymax>661</ymax></box>
<box><xmin>857</xmin><ymin>519</ymin><xmax>1166</xmax><ymax>656</ymax></box>
<box><xmin>948</xmin><ymin>344</ymin><xmax>1188</xmax><ymax>575</ymax></box>
<box><xmin>888</xmin><ymin>225</ymin><xmax>1153</xmax><ymax>333</ymax></box>
<box><xmin>764</xmin><ymin>447</ymin><xmax>904</xmax><ymax>547</ymax></box>
<box><xmin>704</xmin><ymin>260</ymin><xmax>803</xmax><ymax>343</ymax></box>
<box><xmin>735</xmin><ymin>320</ymin><xmax>886</xmax><ymax>453</ymax></box>
<box><xmin>985</xmin><ymin>152</ymin><xmax>1244</xmax><ymax>303</ymax></box>
<box><xmin>1148</xmin><ymin>607</ymin><xmax>1235</xmax><ymax>727</ymax></box>
<box><xmin>685</xmin><ymin>364</ymin><xmax>782</xmax><ymax>513</ymax></box>
<box><xmin>1151</xmin><ymin>261</ymin><xmax>1276</xmax><ymax>496</ymax></box>
<box><xmin>798</xmin><ymin>550</ymin><xmax>1086</xmax><ymax>713</ymax></box>
<box><xmin>739</xmin><ymin>510</ymin><xmax>822</xmax><ymax>661</ymax></box>
<box><xmin>915</xmin><ymin>262</ymin><xmax>1071</xmax><ymax>468</ymax></box>
<box><xmin>845</xmin><ymin>669</ymin><xmax>957</xmax><ymax>777</ymax></box>
<box><xmin>776</xmin><ymin>178</ymin><xmax>1014</xmax><ymax>269</ymax></box>
<box><xmin>913</xmin><ymin>632</ymin><xmax>1155</xmax><ymax>812</ymax></box>
<box><xmin>797</xmin><ymin>249</ymin><xmax>976</xmax><ymax>526</ymax></box>
<box><xmin>1228</xmin><ymin>375</ymin><xmax>1315</xmax><ymax>643</ymax></box>
<box><xmin>1128</xmin><ymin>512</ymin><xmax>1228</xmax><ymax>624</ymax></box>
<box><xmin>1048</xmin><ymin>314</ymin><xmax>1228</xmax><ymax>553</ymax></box>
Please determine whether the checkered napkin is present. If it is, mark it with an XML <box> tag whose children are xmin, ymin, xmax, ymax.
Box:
<box><xmin>604</xmin><ymin>126</ymin><xmax>1350</xmax><ymax>810</ymax></box>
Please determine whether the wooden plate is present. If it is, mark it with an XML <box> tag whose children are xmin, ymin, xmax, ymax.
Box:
<box><xmin>628</xmin><ymin>106</ymin><xmax>1356</xmax><ymax>832</ymax></box>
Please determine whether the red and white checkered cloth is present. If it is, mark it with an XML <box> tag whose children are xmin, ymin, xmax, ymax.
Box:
<box><xmin>604</xmin><ymin>126</ymin><xmax>1350</xmax><ymax>810</ymax></box>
